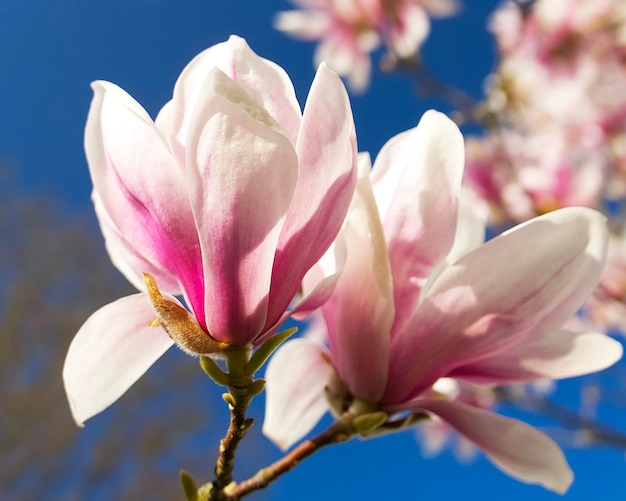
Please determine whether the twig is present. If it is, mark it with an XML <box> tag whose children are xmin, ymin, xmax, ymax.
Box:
<box><xmin>496</xmin><ymin>387</ymin><xmax>626</xmax><ymax>449</ymax></box>
<box><xmin>207</xmin><ymin>347</ymin><xmax>256</xmax><ymax>501</ymax></box>
<box><xmin>227</xmin><ymin>418</ymin><xmax>355</xmax><ymax>500</ymax></box>
<box><xmin>386</xmin><ymin>55</ymin><xmax>483</xmax><ymax>126</ymax></box>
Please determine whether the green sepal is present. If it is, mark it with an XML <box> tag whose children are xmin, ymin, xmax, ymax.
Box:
<box><xmin>241</xmin><ymin>417</ymin><xmax>255</xmax><ymax>432</ymax></box>
<box><xmin>361</xmin><ymin>411</ymin><xmax>429</xmax><ymax>437</ymax></box>
<box><xmin>197</xmin><ymin>483</ymin><xmax>213</xmax><ymax>501</ymax></box>
<box><xmin>200</xmin><ymin>356</ymin><xmax>230</xmax><ymax>386</ymax></box>
<box><xmin>249</xmin><ymin>378</ymin><xmax>266</xmax><ymax>396</ymax></box>
<box><xmin>222</xmin><ymin>392</ymin><xmax>235</xmax><ymax>406</ymax></box>
<box><xmin>180</xmin><ymin>469</ymin><xmax>199</xmax><ymax>501</ymax></box>
<box><xmin>246</xmin><ymin>326</ymin><xmax>297</xmax><ymax>376</ymax></box>
<box><xmin>353</xmin><ymin>411</ymin><xmax>388</xmax><ymax>435</ymax></box>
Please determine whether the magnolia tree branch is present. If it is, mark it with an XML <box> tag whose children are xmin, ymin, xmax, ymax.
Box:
<box><xmin>496</xmin><ymin>387</ymin><xmax>626</xmax><ymax>449</ymax></box>
<box><xmin>383</xmin><ymin>55</ymin><xmax>482</xmax><ymax>126</ymax></box>
<box><xmin>200</xmin><ymin>347</ymin><xmax>260</xmax><ymax>501</ymax></box>
<box><xmin>210</xmin><ymin>388</ymin><xmax>254</xmax><ymax>499</ymax></box>
<box><xmin>227</xmin><ymin>418</ymin><xmax>355</xmax><ymax>500</ymax></box>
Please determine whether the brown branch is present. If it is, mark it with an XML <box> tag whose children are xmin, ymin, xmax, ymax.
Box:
<box><xmin>385</xmin><ymin>55</ymin><xmax>483</xmax><ymax>126</ymax></box>
<box><xmin>209</xmin><ymin>390</ymin><xmax>253</xmax><ymax>500</ymax></box>
<box><xmin>227</xmin><ymin>418</ymin><xmax>354</xmax><ymax>500</ymax></box>
<box><xmin>205</xmin><ymin>346</ymin><xmax>256</xmax><ymax>501</ymax></box>
<box><xmin>496</xmin><ymin>388</ymin><xmax>626</xmax><ymax>449</ymax></box>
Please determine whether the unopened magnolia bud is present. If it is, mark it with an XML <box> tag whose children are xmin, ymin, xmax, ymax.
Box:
<box><xmin>144</xmin><ymin>272</ymin><xmax>228</xmax><ymax>356</ymax></box>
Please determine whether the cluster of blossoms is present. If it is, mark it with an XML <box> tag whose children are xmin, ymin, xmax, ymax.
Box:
<box><xmin>462</xmin><ymin>0</ymin><xmax>626</xmax><ymax>336</ymax></box>
<box><xmin>275</xmin><ymin>0</ymin><xmax>459</xmax><ymax>91</ymax></box>
<box><xmin>581</xmin><ymin>230</ymin><xmax>626</xmax><ymax>333</ymax></box>
<box><xmin>63</xmin><ymin>35</ymin><xmax>622</xmax><ymax>495</ymax></box>
<box><xmin>465</xmin><ymin>0</ymin><xmax>626</xmax><ymax>222</ymax></box>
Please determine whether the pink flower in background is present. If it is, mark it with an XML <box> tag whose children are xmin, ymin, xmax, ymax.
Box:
<box><xmin>477</xmin><ymin>0</ymin><xmax>626</xmax><ymax>220</ymax></box>
<box><xmin>62</xmin><ymin>36</ymin><xmax>357</xmax><ymax>426</ymax></box>
<box><xmin>274</xmin><ymin>0</ymin><xmax>459</xmax><ymax>91</ymax></box>
<box><xmin>263</xmin><ymin>111</ymin><xmax>621</xmax><ymax>492</ymax></box>
<box><xmin>464</xmin><ymin>128</ymin><xmax>605</xmax><ymax>223</ymax></box>
<box><xmin>582</xmin><ymin>231</ymin><xmax>626</xmax><ymax>332</ymax></box>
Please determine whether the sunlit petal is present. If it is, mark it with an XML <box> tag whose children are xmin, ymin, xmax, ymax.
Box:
<box><xmin>63</xmin><ymin>294</ymin><xmax>174</xmax><ymax>426</ymax></box>
<box><xmin>263</xmin><ymin>338</ymin><xmax>330</xmax><ymax>450</ymax></box>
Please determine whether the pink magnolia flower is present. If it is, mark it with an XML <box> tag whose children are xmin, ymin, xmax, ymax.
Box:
<box><xmin>274</xmin><ymin>0</ymin><xmax>459</xmax><ymax>91</ymax></box>
<box><xmin>464</xmin><ymin>128</ymin><xmax>605</xmax><ymax>223</ymax></box>
<box><xmin>62</xmin><ymin>36</ymin><xmax>357</xmax><ymax>426</ymax></box>
<box><xmin>581</xmin><ymin>231</ymin><xmax>626</xmax><ymax>332</ymax></box>
<box><xmin>481</xmin><ymin>0</ymin><xmax>626</xmax><ymax>220</ymax></box>
<box><xmin>263</xmin><ymin>111</ymin><xmax>621</xmax><ymax>492</ymax></box>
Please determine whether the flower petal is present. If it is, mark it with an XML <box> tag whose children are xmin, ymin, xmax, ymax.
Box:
<box><xmin>324</xmin><ymin>153</ymin><xmax>393</xmax><ymax>401</ymax></box>
<box><xmin>387</xmin><ymin>3</ymin><xmax>430</xmax><ymax>57</ymax></box>
<box><xmin>266</xmin><ymin>62</ymin><xmax>357</xmax><ymax>330</ymax></box>
<box><xmin>92</xmin><ymin>192</ymin><xmax>179</xmax><ymax>293</ymax></box>
<box><xmin>186</xmin><ymin>68</ymin><xmax>298</xmax><ymax>343</ymax></box>
<box><xmin>413</xmin><ymin>400</ymin><xmax>573</xmax><ymax>493</ymax></box>
<box><xmin>449</xmin><ymin>329</ymin><xmax>623</xmax><ymax>384</ymax></box>
<box><xmin>385</xmin><ymin>207</ymin><xmax>607</xmax><ymax>404</ymax></box>
<box><xmin>371</xmin><ymin>111</ymin><xmax>465</xmax><ymax>332</ymax></box>
<box><xmin>274</xmin><ymin>10</ymin><xmax>331</xmax><ymax>39</ymax></box>
<box><xmin>168</xmin><ymin>35</ymin><xmax>302</xmax><ymax>154</ymax></box>
<box><xmin>418</xmin><ymin>195</ymin><xmax>486</xmax><ymax>302</ymax></box>
<box><xmin>315</xmin><ymin>37</ymin><xmax>373</xmax><ymax>92</ymax></box>
<box><xmin>263</xmin><ymin>337</ymin><xmax>330</xmax><ymax>450</ymax></box>
<box><xmin>63</xmin><ymin>294</ymin><xmax>174</xmax><ymax>426</ymax></box>
<box><xmin>86</xmin><ymin>81</ymin><xmax>203</xmax><ymax>307</ymax></box>
<box><xmin>256</xmin><ymin>242</ymin><xmax>346</xmax><ymax>347</ymax></box>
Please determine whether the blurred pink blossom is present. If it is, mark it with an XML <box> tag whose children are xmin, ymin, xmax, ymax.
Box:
<box><xmin>274</xmin><ymin>0</ymin><xmax>459</xmax><ymax>91</ymax></box>
<box><xmin>263</xmin><ymin>110</ymin><xmax>621</xmax><ymax>492</ymax></box>
<box><xmin>464</xmin><ymin>127</ymin><xmax>605</xmax><ymax>223</ymax></box>
<box><xmin>63</xmin><ymin>36</ymin><xmax>358</xmax><ymax>426</ymax></box>
<box><xmin>582</xmin><ymin>231</ymin><xmax>626</xmax><ymax>332</ymax></box>
<box><xmin>468</xmin><ymin>0</ymin><xmax>626</xmax><ymax>221</ymax></box>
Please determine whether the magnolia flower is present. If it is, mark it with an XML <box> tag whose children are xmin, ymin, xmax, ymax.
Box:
<box><xmin>582</xmin><ymin>231</ymin><xmax>626</xmax><ymax>332</ymax></box>
<box><xmin>480</xmin><ymin>0</ymin><xmax>626</xmax><ymax>223</ymax></box>
<box><xmin>275</xmin><ymin>0</ymin><xmax>459</xmax><ymax>91</ymax></box>
<box><xmin>263</xmin><ymin>111</ymin><xmax>622</xmax><ymax>492</ymax></box>
<box><xmin>463</xmin><ymin>129</ymin><xmax>605</xmax><ymax>223</ymax></box>
<box><xmin>63</xmin><ymin>36</ymin><xmax>357</xmax><ymax>426</ymax></box>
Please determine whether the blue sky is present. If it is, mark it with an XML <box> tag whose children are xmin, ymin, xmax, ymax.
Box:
<box><xmin>2</xmin><ymin>1</ymin><xmax>626</xmax><ymax>499</ymax></box>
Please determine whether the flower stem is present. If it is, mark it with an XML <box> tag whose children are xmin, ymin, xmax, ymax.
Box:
<box><xmin>208</xmin><ymin>346</ymin><xmax>255</xmax><ymax>501</ymax></box>
<box><xmin>227</xmin><ymin>417</ymin><xmax>355</xmax><ymax>499</ymax></box>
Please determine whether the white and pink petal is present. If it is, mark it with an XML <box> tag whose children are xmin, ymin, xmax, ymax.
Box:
<box><xmin>266</xmin><ymin>63</ymin><xmax>357</xmax><ymax>331</ymax></box>
<box><xmin>168</xmin><ymin>36</ymin><xmax>302</xmax><ymax>151</ymax></box>
<box><xmin>186</xmin><ymin>68</ymin><xmax>298</xmax><ymax>343</ymax></box>
<box><xmin>371</xmin><ymin>111</ymin><xmax>465</xmax><ymax>332</ymax></box>
<box><xmin>263</xmin><ymin>338</ymin><xmax>331</xmax><ymax>450</ymax></box>
<box><xmin>449</xmin><ymin>329</ymin><xmax>622</xmax><ymax>384</ymax></box>
<box><xmin>412</xmin><ymin>400</ymin><xmax>573</xmax><ymax>493</ymax></box>
<box><xmin>86</xmin><ymin>81</ymin><xmax>203</xmax><ymax>306</ymax></box>
<box><xmin>63</xmin><ymin>294</ymin><xmax>174</xmax><ymax>426</ymax></box>
<box><xmin>324</xmin><ymin>154</ymin><xmax>393</xmax><ymax>402</ymax></box>
<box><xmin>385</xmin><ymin>207</ymin><xmax>608</xmax><ymax>404</ymax></box>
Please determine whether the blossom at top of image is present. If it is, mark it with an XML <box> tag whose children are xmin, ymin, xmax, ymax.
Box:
<box><xmin>275</xmin><ymin>0</ymin><xmax>459</xmax><ymax>91</ymax></box>
<box><xmin>62</xmin><ymin>35</ymin><xmax>358</xmax><ymax>426</ymax></box>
